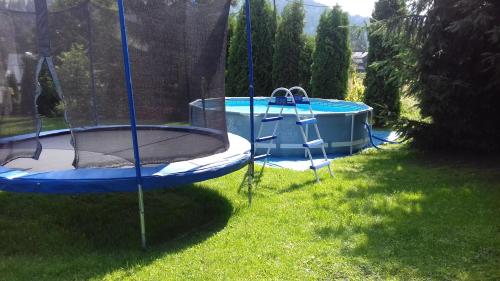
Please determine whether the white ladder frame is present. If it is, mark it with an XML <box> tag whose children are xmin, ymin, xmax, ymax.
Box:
<box><xmin>255</xmin><ymin>86</ymin><xmax>333</xmax><ymax>182</ymax></box>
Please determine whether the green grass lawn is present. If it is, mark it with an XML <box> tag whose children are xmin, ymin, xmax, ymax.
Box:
<box><xmin>40</xmin><ymin>116</ymin><xmax>67</xmax><ymax>131</ymax></box>
<box><xmin>0</xmin><ymin>116</ymin><xmax>67</xmax><ymax>137</ymax></box>
<box><xmin>0</xmin><ymin>144</ymin><xmax>498</xmax><ymax>280</ymax></box>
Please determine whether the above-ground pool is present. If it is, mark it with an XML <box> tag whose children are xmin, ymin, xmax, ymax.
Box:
<box><xmin>191</xmin><ymin>97</ymin><xmax>373</xmax><ymax>157</ymax></box>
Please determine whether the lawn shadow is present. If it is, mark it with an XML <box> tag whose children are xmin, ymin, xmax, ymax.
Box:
<box><xmin>0</xmin><ymin>184</ymin><xmax>233</xmax><ymax>280</ymax></box>
<box><xmin>237</xmin><ymin>165</ymin><xmax>268</xmax><ymax>192</ymax></box>
<box><xmin>314</xmin><ymin>148</ymin><xmax>500</xmax><ymax>279</ymax></box>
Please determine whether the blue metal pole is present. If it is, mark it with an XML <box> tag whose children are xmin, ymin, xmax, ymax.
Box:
<box><xmin>244</xmin><ymin>0</ymin><xmax>255</xmax><ymax>203</ymax></box>
<box><xmin>117</xmin><ymin>0</ymin><xmax>146</xmax><ymax>249</ymax></box>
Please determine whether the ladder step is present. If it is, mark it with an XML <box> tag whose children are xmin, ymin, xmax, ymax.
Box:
<box><xmin>295</xmin><ymin>100</ymin><xmax>310</xmax><ymax>105</ymax></box>
<box><xmin>303</xmin><ymin>139</ymin><xmax>324</xmax><ymax>148</ymax></box>
<box><xmin>296</xmin><ymin>118</ymin><xmax>317</xmax><ymax>125</ymax></box>
<box><xmin>262</xmin><ymin>116</ymin><xmax>283</xmax><ymax>123</ymax></box>
<box><xmin>268</xmin><ymin>101</ymin><xmax>295</xmax><ymax>106</ymax></box>
<box><xmin>256</xmin><ymin>135</ymin><xmax>277</xmax><ymax>142</ymax></box>
<box><xmin>254</xmin><ymin>153</ymin><xmax>271</xmax><ymax>160</ymax></box>
<box><xmin>293</xmin><ymin>95</ymin><xmax>310</xmax><ymax>104</ymax></box>
<box><xmin>310</xmin><ymin>160</ymin><xmax>331</xmax><ymax>170</ymax></box>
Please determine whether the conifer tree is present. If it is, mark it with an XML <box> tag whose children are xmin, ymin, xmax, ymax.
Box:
<box><xmin>363</xmin><ymin>0</ymin><xmax>405</xmax><ymax>126</ymax></box>
<box><xmin>226</xmin><ymin>0</ymin><xmax>275</xmax><ymax>97</ymax></box>
<box><xmin>310</xmin><ymin>5</ymin><xmax>350</xmax><ymax>99</ymax></box>
<box><xmin>298</xmin><ymin>36</ymin><xmax>314</xmax><ymax>91</ymax></box>
<box><xmin>272</xmin><ymin>0</ymin><xmax>305</xmax><ymax>88</ymax></box>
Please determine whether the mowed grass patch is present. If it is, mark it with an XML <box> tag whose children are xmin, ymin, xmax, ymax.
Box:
<box><xmin>0</xmin><ymin>144</ymin><xmax>499</xmax><ymax>280</ymax></box>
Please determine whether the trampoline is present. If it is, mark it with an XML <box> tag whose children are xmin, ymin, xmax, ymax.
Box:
<box><xmin>0</xmin><ymin>126</ymin><xmax>250</xmax><ymax>194</ymax></box>
<box><xmin>0</xmin><ymin>0</ymin><xmax>257</xmax><ymax>247</ymax></box>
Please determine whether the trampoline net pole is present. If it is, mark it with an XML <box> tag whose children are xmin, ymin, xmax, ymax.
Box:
<box><xmin>245</xmin><ymin>0</ymin><xmax>255</xmax><ymax>203</ymax></box>
<box><xmin>117</xmin><ymin>0</ymin><xmax>147</xmax><ymax>249</ymax></box>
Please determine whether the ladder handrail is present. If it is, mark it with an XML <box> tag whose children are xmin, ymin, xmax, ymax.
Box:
<box><xmin>257</xmin><ymin>88</ymin><xmax>290</xmax><ymax>138</ymax></box>
<box><xmin>289</xmin><ymin>86</ymin><xmax>314</xmax><ymax>116</ymax></box>
<box><xmin>270</xmin><ymin>87</ymin><xmax>293</xmax><ymax>98</ymax></box>
<box><xmin>289</xmin><ymin>86</ymin><xmax>312</xmax><ymax>159</ymax></box>
<box><xmin>288</xmin><ymin>86</ymin><xmax>309</xmax><ymax>98</ymax></box>
<box><xmin>290</xmin><ymin>89</ymin><xmax>317</xmax><ymax>179</ymax></box>
<box><xmin>289</xmin><ymin>87</ymin><xmax>325</xmax><ymax>156</ymax></box>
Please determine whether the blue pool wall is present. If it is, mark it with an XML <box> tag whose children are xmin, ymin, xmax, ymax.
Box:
<box><xmin>190</xmin><ymin>97</ymin><xmax>373</xmax><ymax>157</ymax></box>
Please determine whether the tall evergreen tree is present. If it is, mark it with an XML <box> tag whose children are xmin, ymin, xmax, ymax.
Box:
<box><xmin>226</xmin><ymin>14</ymin><xmax>236</xmax><ymax>70</ymax></box>
<box><xmin>298</xmin><ymin>36</ymin><xmax>314</xmax><ymax>90</ymax></box>
<box><xmin>416</xmin><ymin>0</ymin><xmax>500</xmax><ymax>151</ymax></box>
<box><xmin>272</xmin><ymin>0</ymin><xmax>305</xmax><ymax>88</ymax></box>
<box><xmin>310</xmin><ymin>5</ymin><xmax>350</xmax><ymax>99</ymax></box>
<box><xmin>226</xmin><ymin>0</ymin><xmax>275</xmax><ymax>97</ymax></box>
<box><xmin>377</xmin><ymin>0</ymin><xmax>500</xmax><ymax>152</ymax></box>
<box><xmin>364</xmin><ymin>0</ymin><xmax>405</xmax><ymax>126</ymax></box>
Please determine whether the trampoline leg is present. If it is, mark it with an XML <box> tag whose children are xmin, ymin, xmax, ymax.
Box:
<box><xmin>138</xmin><ymin>184</ymin><xmax>147</xmax><ymax>249</ymax></box>
<box><xmin>247</xmin><ymin>162</ymin><xmax>254</xmax><ymax>205</ymax></box>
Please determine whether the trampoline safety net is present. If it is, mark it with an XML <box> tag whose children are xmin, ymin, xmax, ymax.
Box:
<box><xmin>0</xmin><ymin>0</ymin><xmax>231</xmax><ymax>168</ymax></box>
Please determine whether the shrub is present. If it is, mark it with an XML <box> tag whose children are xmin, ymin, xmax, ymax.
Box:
<box><xmin>346</xmin><ymin>72</ymin><xmax>365</xmax><ymax>102</ymax></box>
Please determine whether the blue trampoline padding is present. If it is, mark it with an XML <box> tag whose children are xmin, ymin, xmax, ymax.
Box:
<box><xmin>0</xmin><ymin>131</ymin><xmax>250</xmax><ymax>194</ymax></box>
<box><xmin>0</xmin><ymin>167</ymin><xmax>11</xmax><ymax>173</ymax></box>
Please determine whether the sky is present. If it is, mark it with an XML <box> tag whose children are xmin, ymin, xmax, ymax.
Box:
<box><xmin>312</xmin><ymin>0</ymin><xmax>376</xmax><ymax>17</ymax></box>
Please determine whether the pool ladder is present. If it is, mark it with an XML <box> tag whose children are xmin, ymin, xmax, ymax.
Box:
<box><xmin>254</xmin><ymin>86</ymin><xmax>333</xmax><ymax>182</ymax></box>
